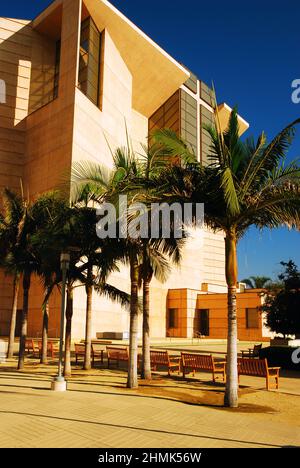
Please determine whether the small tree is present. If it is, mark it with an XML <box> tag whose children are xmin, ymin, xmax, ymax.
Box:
<box><xmin>263</xmin><ymin>261</ymin><xmax>300</xmax><ymax>338</ymax></box>
<box><xmin>262</xmin><ymin>260</ymin><xmax>300</xmax><ymax>336</ymax></box>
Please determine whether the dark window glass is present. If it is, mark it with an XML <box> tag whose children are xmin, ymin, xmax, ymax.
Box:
<box><xmin>185</xmin><ymin>71</ymin><xmax>198</xmax><ymax>94</ymax></box>
<box><xmin>181</xmin><ymin>90</ymin><xmax>198</xmax><ymax>156</ymax></box>
<box><xmin>78</xmin><ymin>17</ymin><xmax>101</xmax><ymax>107</ymax></box>
<box><xmin>53</xmin><ymin>40</ymin><xmax>61</xmax><ymax>99</ymax></box>
<box><xmin>194</xmin><ymin>309</ymin><xmax>210</xmax><ymax>336</ymax></box>
<box><xmin>200</xmin><ymin>81</ymin><xmax>215</xmax><ymax>106</ymax></box>
<box><xmin>168</xmin><ymin>309</ymin><xmax>177</xmax><ymax>329</ymax></box>
<box><xmin>200</xmin><ymin>105</ymin><xmax>215</xmax><ymax>165</ymax></box>
<box><xmin>246</xmin><ymin>309</ymin><xmax>259</xmax><ymax>329</ymax></box>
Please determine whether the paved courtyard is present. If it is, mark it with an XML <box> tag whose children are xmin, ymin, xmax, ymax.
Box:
<box><xmin>0</xmin><ymin>352</ymin><xmax>300</xmax><ymax>448</ymax></box>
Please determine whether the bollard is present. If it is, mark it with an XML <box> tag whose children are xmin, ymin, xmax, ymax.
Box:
<box><xmin>0</xmin><ymin>339</ymin><xmax>7</xmax><ymax>363</ymax></box>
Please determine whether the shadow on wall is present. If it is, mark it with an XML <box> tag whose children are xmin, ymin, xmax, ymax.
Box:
<box><xmin>0</xmin><ymin>17</ymin><xmax>60</xmax><ymax>337</ymax></box>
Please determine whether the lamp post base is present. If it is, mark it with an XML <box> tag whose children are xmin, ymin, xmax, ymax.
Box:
<box><xmin>51</xmin><ymin>377</ymin><xmax>67</xmax><ymax>392</ymax></box>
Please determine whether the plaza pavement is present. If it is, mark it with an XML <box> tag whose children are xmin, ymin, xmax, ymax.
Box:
<box><xmin>0</xmin><ymin>344</ymin><xmax>300</xmax><ymax>448</ymax></box>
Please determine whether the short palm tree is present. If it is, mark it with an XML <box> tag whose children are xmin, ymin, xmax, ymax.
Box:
<box><xmin>0</xmin><ymin>189</ymin><xmax>23</xmax><ymax>359</ymax></box>
<box><xmin>152</xmin><ymin>110</ymin><xmax>300</xmax><ymax>407</ymax></box>
<box><xmin>241</xmin><ymin>276</ymin><xmax>271</xmax><ymax>289</ymax></box>
<box><xmin>39</xmin><ymin>203</ymin><xmax>130</xmax><ymax>376</ymax></box>
<box><xmin>2</xmin><ymin>190</ymin><xmax>65</xmax><ymax>370</ymax></box>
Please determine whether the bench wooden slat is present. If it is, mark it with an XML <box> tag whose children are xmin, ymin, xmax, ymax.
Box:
<box><xmin>75</xmin><ymin>343</ymin><xmax>104</xmax><ymax>366</ymax></box>
<box><xmin>238</xmin><ymin>358</ymin><xmax>280</xmax><ymax>390</ymax></box>
<box><xmin>150</xmin><ymin>350</ymin><xmax>180</xmax><ymax>376</ymax></box>
<box><xmin>106</xmin><ymin>346</ymin><xmax>129</xmax><ymax>368</ymax></box>
<box><xmin>181</xmin><ymin>352</ymin><xmax>226</xmax><ymax>382</ymax></box>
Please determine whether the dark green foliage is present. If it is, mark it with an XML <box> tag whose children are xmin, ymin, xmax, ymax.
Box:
<box><xmin>263</xmin><ymin>261</ymin><xmax>300</xmax><ymax>336</ymax></box>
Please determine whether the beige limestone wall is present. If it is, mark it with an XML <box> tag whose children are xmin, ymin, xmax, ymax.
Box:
<box><xmin>0</xmin><ymin>18</ymin><xmax>32</xmax><ymax>335</ymax></box>
<box><xmin>71</xmin><ymin>27</ymin><xmax>141</xmax><ymax>339</ymax></box>
<box><xmin>24</xmin><ymin>0</ymin><xmax>82</xmax><ymax>197</ymax></box>
<box><xmin>23</xmin><ymin>0</ymin><xmax>83</xmax><ymax>337</ymax></box>
<box><xmin>0</xmin><ymin>18</ymin><xmax>32</xmax><ymax>194</ymax></box>
<box><xmin>28</xmin><ymin>31</ymin><xmax>56</xmax><ymax>115</ymax></box>
<box><xmin>0</xmin><ymin>3</ymin><xmax>227</xmax><ymax>341</ymax></box>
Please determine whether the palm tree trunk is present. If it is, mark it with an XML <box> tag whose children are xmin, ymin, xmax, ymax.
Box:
<box><xmin>7</xmin><ymin>272</ymin><xmax>20</xmax><ymax>359</ymax></box>
<box><xmin>224</xmin><ymin>230</ymin><xmax>239</xmax><ymax>408</ymax></box>
<box><xmin>84</xmin><ymin>268</ymin><xmax>93</xmax><ymax>370</ymax></box>
<box><xmin>18</xmin><ymin>271</ymin><xmax>31</xmax><ymax>370</ymax></box>
<box><xmin>41</xmin><ymin>288</ymin><xmax>50</xmax><ymax>364</ymax></box>
<box><xmin>141</xmin><ymin>278</ymin><xmax>151</xmax><ymax>380</ymax></box>
<box><xmin>63</xmin><ymin>285</ymin><xmax>73</xmax><ymax>377</ymax></box>
<box><xmin>127</xmin><ymin>257</ymin><xmax>139</xmax><ymax>389</ymax></box>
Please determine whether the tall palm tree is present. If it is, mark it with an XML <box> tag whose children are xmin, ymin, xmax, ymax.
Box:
<box><xmin>241</xmin><ymin>276</ymin><xmax>271</xmax><ymax>289</ymax></box>
<box><xmin>71</xmin><ymin>139</ymin><xmax>185</xmax><ymax>387</ymax></box>
<box><xmin>152</xmin><ymin>111</ymin><xmax>300</xmax><ymax>407</ymax></box>
<box><xmin>71</xmin><ymin>142</ymin><xmax>144</xmax><ymax>388</ymax></box>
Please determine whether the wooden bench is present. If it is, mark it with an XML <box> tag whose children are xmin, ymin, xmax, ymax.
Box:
<box><xmin>241</xmin><ymin>344</ymin><xmax>262</xmax><ymax>359</ymax></box>
<box><xmin>181</xmin><ymin>352</ymin><xmax>226</xmax><ymax>382</ymax></box>
<box><xmin>150</xmin><ymin>350</ymin><xmax>181</xmax><ymax>376</ymax></box>
<box><xmin>37</xmin><ymin>340</ymin><xmax>56</xmax><ymax>359</ymax></box>
<box><xmin>91</xmin><ymin>344</ymin><xmax>104</xmax><ymax>364</ymax></box>
<box><xmin>75</xmin><ymin>343</ymin><xmax>104</xmax><ymax>366</ymax></box>
<box><xmin>106</xmin><ymin>346</ymin><xmax>129</xmax><ymax>368</ymax></box>
<box><xmin>25</xmin><ymin>339</ymin><xmax>39</xmax><ymax>357</ymax></box>
<box><xmin>238</xmin><ymin>358</ymin><xmax>280</xmax><ymax>390</ymax></box>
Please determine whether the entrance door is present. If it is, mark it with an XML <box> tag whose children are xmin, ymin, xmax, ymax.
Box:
<box><xmin>194</xmin><ymin>309</ymin><xmax>209</xmax><ymax>337</ymax></box>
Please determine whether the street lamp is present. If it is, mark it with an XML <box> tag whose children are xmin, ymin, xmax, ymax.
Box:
<box><xmin>51</xmin><ymin>252</ymin><xmax>70</xmax><ymax>392</ymax></box>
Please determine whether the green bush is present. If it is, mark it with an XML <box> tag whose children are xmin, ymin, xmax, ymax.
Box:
<box><xmin>259</xmin><ymin>346</ymin><xmax>300</xmax><ymax>371</ymax></box>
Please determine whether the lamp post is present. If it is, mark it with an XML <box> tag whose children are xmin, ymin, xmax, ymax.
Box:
<box><xmin>51</xmin><ymin>252</ymin><xmax>70</xmax><ymax>392</ymax></box>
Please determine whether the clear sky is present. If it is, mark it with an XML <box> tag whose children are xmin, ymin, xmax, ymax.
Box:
<box><xmin>2</xmin><ymin>0</ymin><xmax>300</xmax><ymax>280</ymax></box>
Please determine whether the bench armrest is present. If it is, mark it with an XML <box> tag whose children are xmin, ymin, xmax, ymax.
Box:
<box><xmin>170</xmin><ymin>357</ymin><xmax>181</xmax><ymax>362</ymax></box>
<box><xmin>268</xmin><ymin>367</ymin><xmax>281</xmax><ymax>370</ymax></box>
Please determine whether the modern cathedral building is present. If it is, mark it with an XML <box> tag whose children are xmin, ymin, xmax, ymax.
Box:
<box><xmin>0</xmin><ymin>0</ymin><xmax>270</xmax><ymax>342</ymax></box>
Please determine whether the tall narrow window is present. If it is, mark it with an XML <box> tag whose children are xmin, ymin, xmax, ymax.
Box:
<box><xmin>246</xmin><ymin>308</ymin><xmax>259</xmax><ymax>329</ymax></box>
<box><xmin>78</xmin><ymin>17</ymin><xmax>101</xmax><ymax>106</ymax></box>
<box><xmin>167</xmin><ymin>309</ymin><xmax>178</xmax><ymax>329</ymax></box>
<box><xmin>53</xmin><ymin>40</ymin><xmax>61</xmax><ymax>100</ymax></box>
<box><xmin>181</xmin><ymin>89</ymin><xmax>198</xmax><ymax>156</ymax></box>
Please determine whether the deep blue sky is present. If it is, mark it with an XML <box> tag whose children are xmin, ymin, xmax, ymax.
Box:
<box><xmin>3</xmin><ymin>0</ymin><xmax>300</xmax><ymax>280</ymax></box>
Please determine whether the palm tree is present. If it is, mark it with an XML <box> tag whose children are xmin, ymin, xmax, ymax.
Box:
<box><xmin>0</xmin><ymin>188</ymin><xmax>39</xmax><ymax>369</ymax></box>
<box><xmin>139</xmin><ymin>242</ymin><xmax>178</xmax><ymax>380</ymax></box>
<box><xmin>67</xmin><ymin>206</ymin><xmax>130</xmax><ymax>372</ymax></box>
<box><xmin>152</xmin><ymin>111</ymin><xmax>300</xmax><ymax>407</ymax></box>
<box><xmin>71</xmin><ymin>139</ymin><xmax>185</xmax><ymax>387</ymax></box>
<box><xmin>71</xmin><ymin>142</ymin><xmax>144</xmax><ymax>388</ymax></box>
<box><xmin>241</xmin><ymin>276</ymin><xmax>271</xmax><ymax>289</ymax></box>
<box><xmin>38</xmin><ymin>203</ymin><xmax>131</xmax><ymax>377</ymax></box>
<box><xmin>0</xmin><ymin>189</ymin><xmax>23</xmax><ymax>359</ymax></box>
<box><xmin>16</xmin><ymin>192</ymin><xmax>69</xmax><ymax>370</ymax></box>
<box><xmin>30</xmin><ymin>193</ymin><xmax>70</xmax><ymax>365</ymax></box>
<box><xmin>0</xmin><ymin>190</ymin><xmax>65</xmax><ymax>370</ymax></box>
